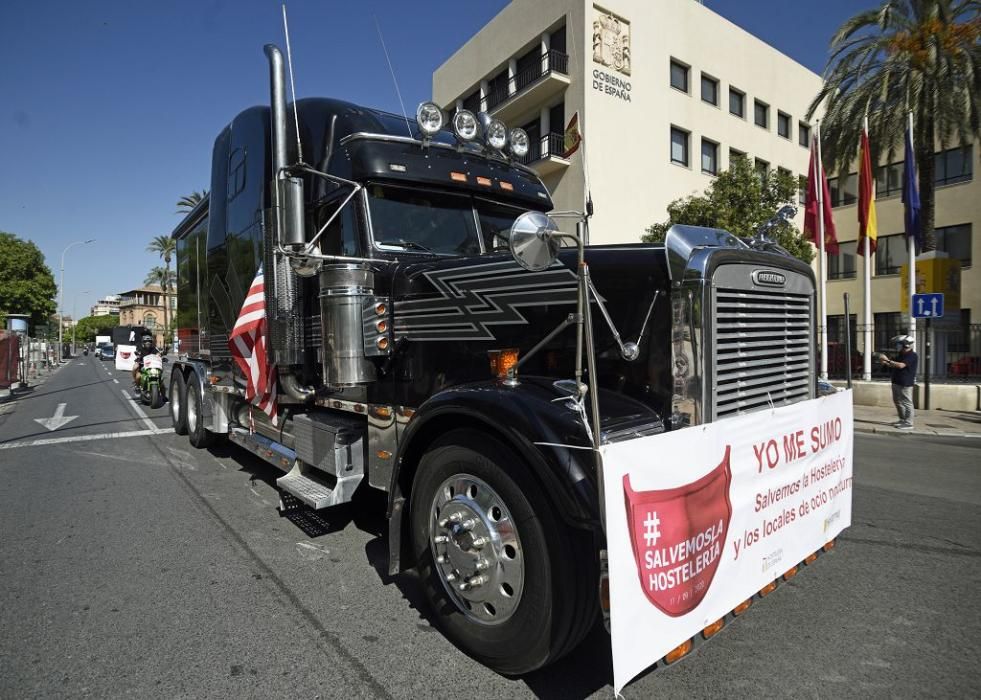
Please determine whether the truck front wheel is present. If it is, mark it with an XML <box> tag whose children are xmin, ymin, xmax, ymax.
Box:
<box><xmin>410</xmin><ymin>429</ymin><xmax>596</xmax><ymax>675</ymax></box>
<box><xmin>186</xmin><ymin>375</ymin><xmax>213</xmax><ymax>449</ymax></box>
<box><xmin>170</xmin><ymin>372</ymin><xmax>188</xmax><ymax>435</ymax></box>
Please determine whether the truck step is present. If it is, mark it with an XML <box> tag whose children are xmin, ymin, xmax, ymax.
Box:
<box><xmin>277</xmin><ymin>466</ymin><xmax>335</xmax><ymax>509</ymax></box>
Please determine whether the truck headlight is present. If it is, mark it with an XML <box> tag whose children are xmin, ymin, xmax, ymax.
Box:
<box><xmin>485</xmin><ymin>119</ymin><xmax>507</xmax><ymax>150</ymax></box>
<box><xmin>452</xmin><ymin>110</ymin><xmax>478</xmax><ymax>141</ymax></box>
<box><xmin>416</xmin><ymin>102</ymin><xmax>444</xmax><ymax>136</ymax></box>
<box><xmin>509</xmin><ymin>128</ymin><xmax>529</xmax><ymax>157</ymax></box>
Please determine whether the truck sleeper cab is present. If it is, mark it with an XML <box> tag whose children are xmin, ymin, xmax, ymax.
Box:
<box><xmin>168</xmin><ymin>44</ymin><xmax>816</xmax><ymax>675</ymax></box>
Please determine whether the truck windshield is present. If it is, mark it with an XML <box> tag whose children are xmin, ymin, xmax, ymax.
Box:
<box><xmin>368</xmin><ymin>185</ymin><xmax>481</xmax><ymax>256</ymax></box>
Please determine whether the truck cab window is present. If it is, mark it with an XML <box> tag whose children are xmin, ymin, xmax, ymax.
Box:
<box><xmin>475</xmin><ymin>199</ymin><xmax>523</xmax><ymax>251</ymax></box>
<box><xmin>316</xmin><ymin>197</ymin><xmax>361</xmax><ymax>257</ymax></box>
<box><xmin>368</xmin><ymin>185</ymin><xmax>480</xmax><ymax>256</ymax></box>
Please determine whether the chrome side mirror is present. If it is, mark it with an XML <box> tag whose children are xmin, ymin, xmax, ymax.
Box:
<box><xmin>508</xmin><ymin>211</ymin><xmax>561</xmax><ymax>271</ymax></box>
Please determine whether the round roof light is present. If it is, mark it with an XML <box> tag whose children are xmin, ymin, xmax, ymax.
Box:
<box><xmin>509</xmin><ymin>128</ymin><xmax>529</xmax><ymax>158</ymax></box>
<box><xmin>485</xmin><ymin>119</ymin><xmax>507</xmax><ymax>150</ymax></box>
<box><xmin>416</xmin><ymin>102</ymin><xmax>444</xmax><ymax>136</ymax></box>
<box><xmin>452</xmin><ymin>110</ymin><xmax>479</xmax><ymax>141</ymax></box>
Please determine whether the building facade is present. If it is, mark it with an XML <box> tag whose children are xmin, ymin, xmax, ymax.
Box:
<box><xmin>433</xmin><ymin>0</ymin><xmax>823</xmax><ymax>242</ymax></box>
<box><xmin>118</xmin><ymin>285</ymin><xmax>176</xmax><ymax>348</ymax></box>
<box><xmin>435</xmin><ymin>0</ymin><xmax>979</xmax><ymax>379</ymax></box>
<box><xmin>89</xmin><ymin>294</ymin><xmax>121</xmax><ymax>317</ymax></box>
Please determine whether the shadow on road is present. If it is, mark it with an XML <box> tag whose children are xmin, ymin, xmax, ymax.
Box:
<box><xmin>8</xmin><ymin>379</ymin><xmax>112</xmax><ymax>401</ymax></box>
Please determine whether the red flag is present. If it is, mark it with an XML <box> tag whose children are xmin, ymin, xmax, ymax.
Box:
<box><xmin>857</xmin><ymin>128</ymin><xmax>878</xmax><ymax>256</ymax></box>
<box><xmin>802</xmin><ymin>140</ymin><xmax>839</xmax><ymax>255</ymax></box>
<box><xmin>228</xmin><ymin>267</ymin><xmax>278</xmax><ymax>426</ymax></box>
<box><xmin>561</xmin><ymin>111</ymin><xmax>582</xmax><ymax>159</ymax></box>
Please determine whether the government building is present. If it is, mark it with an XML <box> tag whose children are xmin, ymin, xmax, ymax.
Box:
<box><xmin>434</xmin><ymin>0</ymin><xmax>978</xmax><ymax>387</ymax></box>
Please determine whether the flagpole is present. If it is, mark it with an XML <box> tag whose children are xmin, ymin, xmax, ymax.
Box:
<box><xmin>815</xmin><ymin>121</ymin><xmax>828</xmax><ymax>380</ymax></box>
<box><xmin>907</xmin><ymin>111</ymin><xmax>916</xmax><ymax>348</ymax></box>
<box><xmin>862</xmin><ymin>116</ymin><xmax>872</xmax><ymax>381</ymax></box>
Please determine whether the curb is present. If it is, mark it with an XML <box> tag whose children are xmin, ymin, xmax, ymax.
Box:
<box><xmin>854</xmin><ymin>425</ymin><xmax>981</xmax><ymax>439</ymax></box>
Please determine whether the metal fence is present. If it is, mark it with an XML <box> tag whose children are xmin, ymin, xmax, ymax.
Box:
<box><xmin>822</xmin><ymin>322</ymin><xmax>981</xmax><ymax>381</ymax></box>
<box><xmin>0</xmin><ymin>331</ymin><xmax>59</xmax><ymax>392</ymax></box>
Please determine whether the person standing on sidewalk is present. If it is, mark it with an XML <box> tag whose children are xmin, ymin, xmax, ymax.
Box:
<box><xmin>880</xmin><ymin>335</ymin><xmax>918</xmax><ymax>430</ymax></box>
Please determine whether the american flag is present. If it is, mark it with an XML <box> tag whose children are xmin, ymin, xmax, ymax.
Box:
<box><xmin>228</xmin><ymin>267</ymin><xmax>278</xmax><ymax>425</ymax></box>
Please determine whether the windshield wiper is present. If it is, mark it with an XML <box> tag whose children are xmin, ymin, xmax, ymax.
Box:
<box><xmin>376</xmin><ymin>239</ymin><xmax>440</xmax><ymax>256</ymax></box>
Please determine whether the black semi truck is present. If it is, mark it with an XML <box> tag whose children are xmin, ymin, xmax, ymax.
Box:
<box><xmin>169</xmin><ymin>44</ymin><xmax>818</xmax><ymax>673</ymax></box>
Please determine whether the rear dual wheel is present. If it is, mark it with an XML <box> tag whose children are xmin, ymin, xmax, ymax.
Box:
<box><xmin>410</xmin><ymin>429</ymin><xmax>597</xmax><ymax>675</ymax></box>
<box><xmin>170</xmin><ymin>372</ymin><xmax>188</xmax><ymax>435</ymax></box>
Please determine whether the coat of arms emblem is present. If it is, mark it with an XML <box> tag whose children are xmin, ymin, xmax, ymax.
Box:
<box><xmin>592</xmin><ymin>9</ymin><xmax>631</xmax><ymax>76</ymax></box>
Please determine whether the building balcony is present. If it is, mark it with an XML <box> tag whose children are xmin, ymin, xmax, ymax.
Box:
<box><xmin>516</xmin><ymin>132</ymin><xmax>570</xmax><ymax>176</ymax></box>
<box><xmin>488</xmin><ymin>50</ymin><xmax>570</xmax><ymax>125</ymax></box>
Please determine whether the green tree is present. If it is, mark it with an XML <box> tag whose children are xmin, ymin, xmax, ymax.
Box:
<box><xmin>74</xmin><ymin>315</ymin><xmax>119</xmax><ymax>344</ymax></box>
<box><xmin>807</xmin><ymin>0</ymin><xmax>980</xmax><ymax>250</ymax></box>
<box><xmin>642</xmin><ymin>157</ymin><xmax>815</xmax><ymax>264</ymax></box>
<box><xmin>176</xmin><ymin>190</ymin><xmax>208</xmax><ymax>214</ymax></box>
<box><xmin>0</xmin><ymin>232</ymin><xmax>57</xmax><ymax>331</ymax></box>
<box><xmin>147</xmin><ymin>234</ymin><xmax>176</xmax><ymax>338</ymax></box>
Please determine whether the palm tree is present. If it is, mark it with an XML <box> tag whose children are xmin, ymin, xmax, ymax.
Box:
<box><xmin>147</xmin><ymin>235</ymin><xmax>176</xmax><ymax>342</ymax></box>
<box><xmin>144</xmin><ymin>265</ymin><xmax>175</xmax><ymax>346</ymax></box>
<box><xmin>807</xmin><ymin>0</ymin><xmax>980</xmax><ymax>250</ymax></box>
<box><xmin>176</xmin><ymin>190</ymin><xmax>208</xmax><ymax>214</ymax></box>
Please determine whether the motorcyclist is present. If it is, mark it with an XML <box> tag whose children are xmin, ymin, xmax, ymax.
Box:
<box><xmin>132</xmin><ymin>333</ymin><xmax>160</xmax><ymax>387</ymax></box>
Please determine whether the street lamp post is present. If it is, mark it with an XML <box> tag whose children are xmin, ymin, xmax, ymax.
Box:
<box><xmin>71</xmin><ymin>291</ymin><xmax>91</xmax><ymax>356</ymax></box>
<box><xmin>58</xmin><ymin>239</ymin><xmax>95</xmax><ymax>362</ymax></box>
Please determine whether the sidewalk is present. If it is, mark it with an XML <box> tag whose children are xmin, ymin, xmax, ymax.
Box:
<box><xmin>853</xmin><ymin>402</ymin><xmax>981</xmax><ymax>438</ymax></box>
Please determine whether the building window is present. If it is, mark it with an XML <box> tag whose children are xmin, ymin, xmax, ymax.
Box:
<box><xmin>144</xmin><ymin>313</ymin><xmax>157</xmax><ymax>330</ymax></box>
<box><xmin>754</xmin><ymin>100</ymin><xmax>769</xmax><ymax>129</ymax></box>
<box><xmin>777</xmin><ymin>111</ymin><xmax>791</xmax><ymax>139</ymax></box>
<box><xmin>799</xmin><ymin>122</ymin><xmax>810</xmax><ymax>147</ymax></box>
<box><xmin>700</xmin><ymin>74</ymin><xmax>718</xmax><ymax>106</ymax></box>
<box><xmin>671</xmin><ymin>127</ymin><xmax>690</xmax><ymax>166</ymax></box>
<box><xmin>874</xmin><ymin>311</ymin><xmax>905</xmax><ymax>352</ymax></box>
<box><xmin>876</xmin><ymin>162</ymin><xmax>903</xmax><ymax>198</ymax></box>
<box><xmin>486</xmin><ymin>69</ymin><xmax>509</xmax><ymax>110</ymax></box>
<box><xmin>798</xmin><ymin>175</ymin><xmax>807</xmax><ymax>204</ymax></box>
<box><xmin>777</xmin><ymin>166</ymin><xmax>792</xmax><ymax>180</ymax></box>
<box><xmin>874</xmin><ymin>234</ymin><xmax>907</xmax><ymax>276</ymax></box>
<box><xmin>828</xmin><ymin>250</ymin><xmax>856</xmax><ymax>279</ymax></box>
<box><xmin>729</xmin><ymin>87</ymin><xmax>744</xmax><ymax>117</ymax></box>
<box><xmin>936</xmin><ymin>223</ymin><xmax>972</xmax><ymax>267</ymax></box>
<box><xmin>701</xmin><ymin>138</ymin><xmax>719</xmax><ymax>174</ymax></box>
<box><xmin>934</xmin><ymin>145</ymin><xmax>973</xmax><ymax>186</ymax></box>
<box><xmin>828</xmin><ymin>173</ymin><xmax>858</xmax><ymax>207</ymax></box>
<box><xmin>729</xmin><ymin>148</ymin><xmax>746</xmax><ymax>168</ymax></box>
<box><xmin>462</xmin><ymin>88</ymin><xmax>481</xmax><ymax>115</ymax></box>
<box><xmin>670</xmin><ymin>59</ymin><xmax>689</xmax><ymax>93</ymax></box>
<box><xmin>754</xmin><ymin>158</ymin><xmax>769</xmax><ymax>180</ymax></box>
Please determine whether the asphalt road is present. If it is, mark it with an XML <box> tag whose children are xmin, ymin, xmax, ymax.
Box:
<box><xmin>1</xmin><ymin>358</ymin><xmax>979</xmax><ymax>698</ymax></box>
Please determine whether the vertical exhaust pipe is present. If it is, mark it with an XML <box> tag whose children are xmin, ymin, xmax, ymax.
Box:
<box><xmin>262</xmin><ymin>44</ymin><xmax>306</xmax><ymax>370</ymax></box>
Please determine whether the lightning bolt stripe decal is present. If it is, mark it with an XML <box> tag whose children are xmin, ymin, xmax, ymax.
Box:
<box><xmin>394</xmin><ymin>261</ymin><xmax>579</xmax><ymax>341</ymax></box>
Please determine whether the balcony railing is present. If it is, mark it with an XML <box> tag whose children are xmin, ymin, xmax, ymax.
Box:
<box><xmin>517</xmin><ymin>132</ymin><xmax>567</xmax><ymax>166</ymax></box>
<box><xmin>485</xmin><ymin>49</ymin><xmax>569</xmax><ymax>111</ymax></box>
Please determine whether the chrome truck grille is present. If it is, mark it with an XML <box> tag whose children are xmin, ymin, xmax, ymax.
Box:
<box><xmin>711</xmin><ymin>265</ymin><xmax>815</xmax><ymax>418</ymax></box>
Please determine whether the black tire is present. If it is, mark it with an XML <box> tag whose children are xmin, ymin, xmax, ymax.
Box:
<box><xmin>149</xmin><ymin>383</ymin><xmax>164</xmax><ymax>409</ymax></box>
<box><xmin>410</xmin><ymin>429</ymin><xmax>597</xmax><ymax>675</ymax></box>
<box><xmin>170</xmin><ymin>372</ymin><xmax>188</xmax><ymax>435</ymax></box>
<box><xmin>186</xmin><ymin>375</ymin><xmax>213</xmax><ymax>449</ymax></box>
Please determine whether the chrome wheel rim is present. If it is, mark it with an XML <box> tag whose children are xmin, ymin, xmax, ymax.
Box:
<box><xmin>170</xmin><ymin>379</ymin><xmax>181</xmax><ymax>422</ymax></box>
<box><xmin>186</xmin><ymin>387</ymin><xmax>197</xmax><ymax>433</ymax></box>
<box><xmin>429</xmin><ymin>473</ymin><xmax>524</xmax><ymax>625</ymax></box>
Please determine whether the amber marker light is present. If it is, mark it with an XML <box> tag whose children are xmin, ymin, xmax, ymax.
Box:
<box><xmin>376</xmin><ymin>450</ymin><xmax>392</xmax><ymax>460</ymax></box>
<box><xmin>376</xmin><ymin>319</ymin><xmax>388</xmax><ymax>333</ymax></box>
<box><xmin>488</xmin><ymin>348</ymin><xmax>519</xmax><ymax>380</ymax></box>
<box><xmin>702</xmin><ymin>619</ymin><xmax>724</xmax><ymax>639</ymax></box>
<box><xmin>450</xmin><ymin>171</ymin><xmax>467</xmax><ymax>182</ymax></box>
<box><xmin>664</xmin><ymin>639</ymin><xmax>692</xmax><ymax>664</ymax></box>
<box><xmin>374</xmin><ymin>302</ymin><xmax>387</xmax><ymax>315</ymax></box>
<box><xmin>371</xmin><ymin>406</ymin><xmax>392</xmax><ymax>419</ymax></box>
<box><xmin>804</xmin><ymin>552</ymin><xmax>818</xmax><ymax>565</ymax></box>
<box><xmin>733</xmin><ymin>598</ymin><xmax>753</xmax><ymax>616</ymax></box>
<box><xmin>783</xmin><ymin>566</ymin><xmax>799</xmax><ymax>581</ymax></box>
<box><xmin>499</xmin><ymin>181</ymin><xmax>514</xmax><ymax>191</ymax></box>
<box><xmin>377</xmin><ymin>337</ymin><xmax>390</xmax><ymax>350</ymax></box>
<box><xmin>599</xmin><ymin>576</ymin><xmax>611</xmax><ymax>613</ymax></box>
<box><xmin>759</xmin><ymin>581</ymin><xmax>777</xmax><ymax>597</ymax></box>
<box><xmin>823</xmin><ymin>539</ymin><xmax>836</xmax><ymax>552</ymax></box>
<box><xmin>476</xmin><ymin>176</ymin><xmax>492</xmax><ymax>187</ymax></box>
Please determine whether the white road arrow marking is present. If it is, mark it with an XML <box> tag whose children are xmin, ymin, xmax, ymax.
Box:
<box><xmin>34</xmin><ymin>403</ymin><xmax>79</xmax><ymax>432</ymax></box>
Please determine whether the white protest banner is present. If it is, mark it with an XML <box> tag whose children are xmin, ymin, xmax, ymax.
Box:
<box><xmin>602</xmin><ymin>391</ymin><xmax>853</xmax><ymax>693</ymax></box>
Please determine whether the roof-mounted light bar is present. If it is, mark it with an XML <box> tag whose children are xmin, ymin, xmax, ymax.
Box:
<box><xmin>416</xmin><ymin>102</ymin><xmax>444</xmax><ymax>136</ymax></box>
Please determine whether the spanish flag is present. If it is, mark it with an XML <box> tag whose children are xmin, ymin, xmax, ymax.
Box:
<box><xmin>562</xmin><ymin>111</ymin><xmax>582</xmax><ymax>159</ymax></box>
<box><xmin>857</xmin><ymin>126</ymin><xmax>878</xmax><ymax>256</ymax></box>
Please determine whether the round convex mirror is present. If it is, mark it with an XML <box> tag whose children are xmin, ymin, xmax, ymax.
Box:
<box><xmin>508</xmin><ymin>211</ymin><xmax>561</xmax><ymax>271</ymax></box>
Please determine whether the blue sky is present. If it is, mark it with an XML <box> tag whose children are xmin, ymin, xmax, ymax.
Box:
<box><xmin>0</xmin><ymin>0</ymin><xmax>869</xmax><ymax>319</ymax></box>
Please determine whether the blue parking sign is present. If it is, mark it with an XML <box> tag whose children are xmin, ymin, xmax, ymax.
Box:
<box><xmin>912</xmin><ymin>293</ymin><xmax>944</xmax><ymax>318</ymax></box>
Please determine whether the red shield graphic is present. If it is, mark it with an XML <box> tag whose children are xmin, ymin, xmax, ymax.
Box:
<box><xmin>120</xmin><ymin>351</ymin><xmax>131</xmax><ymax>359</ymax></box>
<box><xmin>623</xmin><ymin>446</ymin><xmax>732</xmax><ymax>616</ymax></box>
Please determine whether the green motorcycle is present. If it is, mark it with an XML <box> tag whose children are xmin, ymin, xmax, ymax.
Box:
<box><xmin>137</xmin><ymin>352</ymin><xmax>167</xmax><ymax>409</ymax></box>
